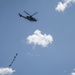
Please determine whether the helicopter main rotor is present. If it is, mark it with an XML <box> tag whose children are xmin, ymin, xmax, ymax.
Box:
<box><xmin>24</xmin><ymin>11</ymin><xmax>30</xmax><ymax>15</ymax></box>
<box><xmin>24</xmin><ymin>11</ymin><xmax>38</xmax><ymax>16</ymax></box>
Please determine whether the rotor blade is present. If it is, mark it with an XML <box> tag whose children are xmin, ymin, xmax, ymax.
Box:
<box><xmin>31</xmin><ymin>12</ymin><xmax>38</xmax><ymax>16</ymax></box>
<box><xmin>8</xmin><ymin>52</ymin><xmax>18</xmax><ymax>67</ymax></box>
<box><xmin>24</xmin><ymin>11</ymin><xmax>30</xmax><ymax>15</ymax></box>
<box><xmin>9</xmin><ymin>64</ymin><xmax>12</xmax><ymax>67</ymax></box>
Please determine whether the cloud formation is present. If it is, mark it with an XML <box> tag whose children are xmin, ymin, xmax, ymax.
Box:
<box><xmin>27</xmin><ymin>30</ymin><xmax>53</xmax><ymax>47</ymax></box>
<box><xmin>0</xmin><ymin>67</ymin><xmax>15</xmax><ymax>75</ymax></box>
<box><xmin>71</xmin><ymin>72</ymin><xmax>75</xmax><ymax>75</ymax></box>
<box><xmin>55</xmin><ymin>0</ymin><xmax>75</xmax><ymax>12</ymax></box>
<box><xmin>71</xmin><ymin>68</ymin><xmax>75</xmax><ymax>75</ymax></box>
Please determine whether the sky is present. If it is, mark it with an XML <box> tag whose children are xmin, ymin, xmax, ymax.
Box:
<box><xmin>0</xmin><ymin>0</ymin><xmax>75</xmax><ymax>75</ymax></box>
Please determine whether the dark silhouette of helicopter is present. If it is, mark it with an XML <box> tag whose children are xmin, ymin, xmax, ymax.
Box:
<box><xmin>19</xmin><ymin>11</ymin><xmax>38</xmax><ymax>22</ymax></box>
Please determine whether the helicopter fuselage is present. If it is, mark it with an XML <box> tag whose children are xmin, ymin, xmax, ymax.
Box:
<box><xmin>25</xmin><ymin>16</ymin><xmax>37</xmax><ymax>21</ymax></box>
<box><xmin>19</xmin><ymin>11</ymin><xmax>38</xmax><ymax>22</ymax></box>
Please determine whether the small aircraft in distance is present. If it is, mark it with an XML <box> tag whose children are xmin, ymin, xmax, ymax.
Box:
<box><xmin>19</xmin><ymin>11</ymin><xmax>38</xmax><ymax>22</ymax></box>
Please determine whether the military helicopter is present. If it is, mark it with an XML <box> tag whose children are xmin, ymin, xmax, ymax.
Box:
<box><xmin>19</xmin><ymin>11</ymin><xmax>38</xmax><ymax>22</ymax></box>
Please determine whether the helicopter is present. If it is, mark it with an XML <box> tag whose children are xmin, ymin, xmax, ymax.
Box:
<box><xmin>19</xmin><ymin>11</ymin><xmax>38</xmax><ymax>22</ymax></box>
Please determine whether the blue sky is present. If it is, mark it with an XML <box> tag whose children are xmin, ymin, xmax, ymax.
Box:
<box><xmin>0</xmin><ymin>0</ymin><xmax>75</xmax><ymax>75</ymax></box>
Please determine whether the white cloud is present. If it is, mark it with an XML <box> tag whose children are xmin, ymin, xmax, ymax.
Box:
<box><xmin>71</xmin><ymin>72</ymin><xmax>75</xmax><ymax>75</ymax></box>
<box><xmin>71</xmin><ymin>68</ymin><xmax>75</xmax><ymax>75</ymax></box>
<box><xmin>27</xmin><ymin>30</ymin><xmax>53</xmax><ymax>47</ymax></box>
<box><xmin>55</xmin><ymin>0</ymin><xmax>75</xmax><ymax>12</ymax></box>
<box><xmin>0</xmin><ymin>67</ymin><xmax>15</xmax><ymax>75</ymax></box>
<box><xmin>73</xmin><ymin>69</ymin><xmax>75</xmax><ymax>71</ymax></box>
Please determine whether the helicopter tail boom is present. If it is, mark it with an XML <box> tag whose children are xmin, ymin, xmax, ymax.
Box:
<box><xmin>19</xmin><ymin>13</ymin><xmax>22</xmax><ymax>17</ymax></box>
